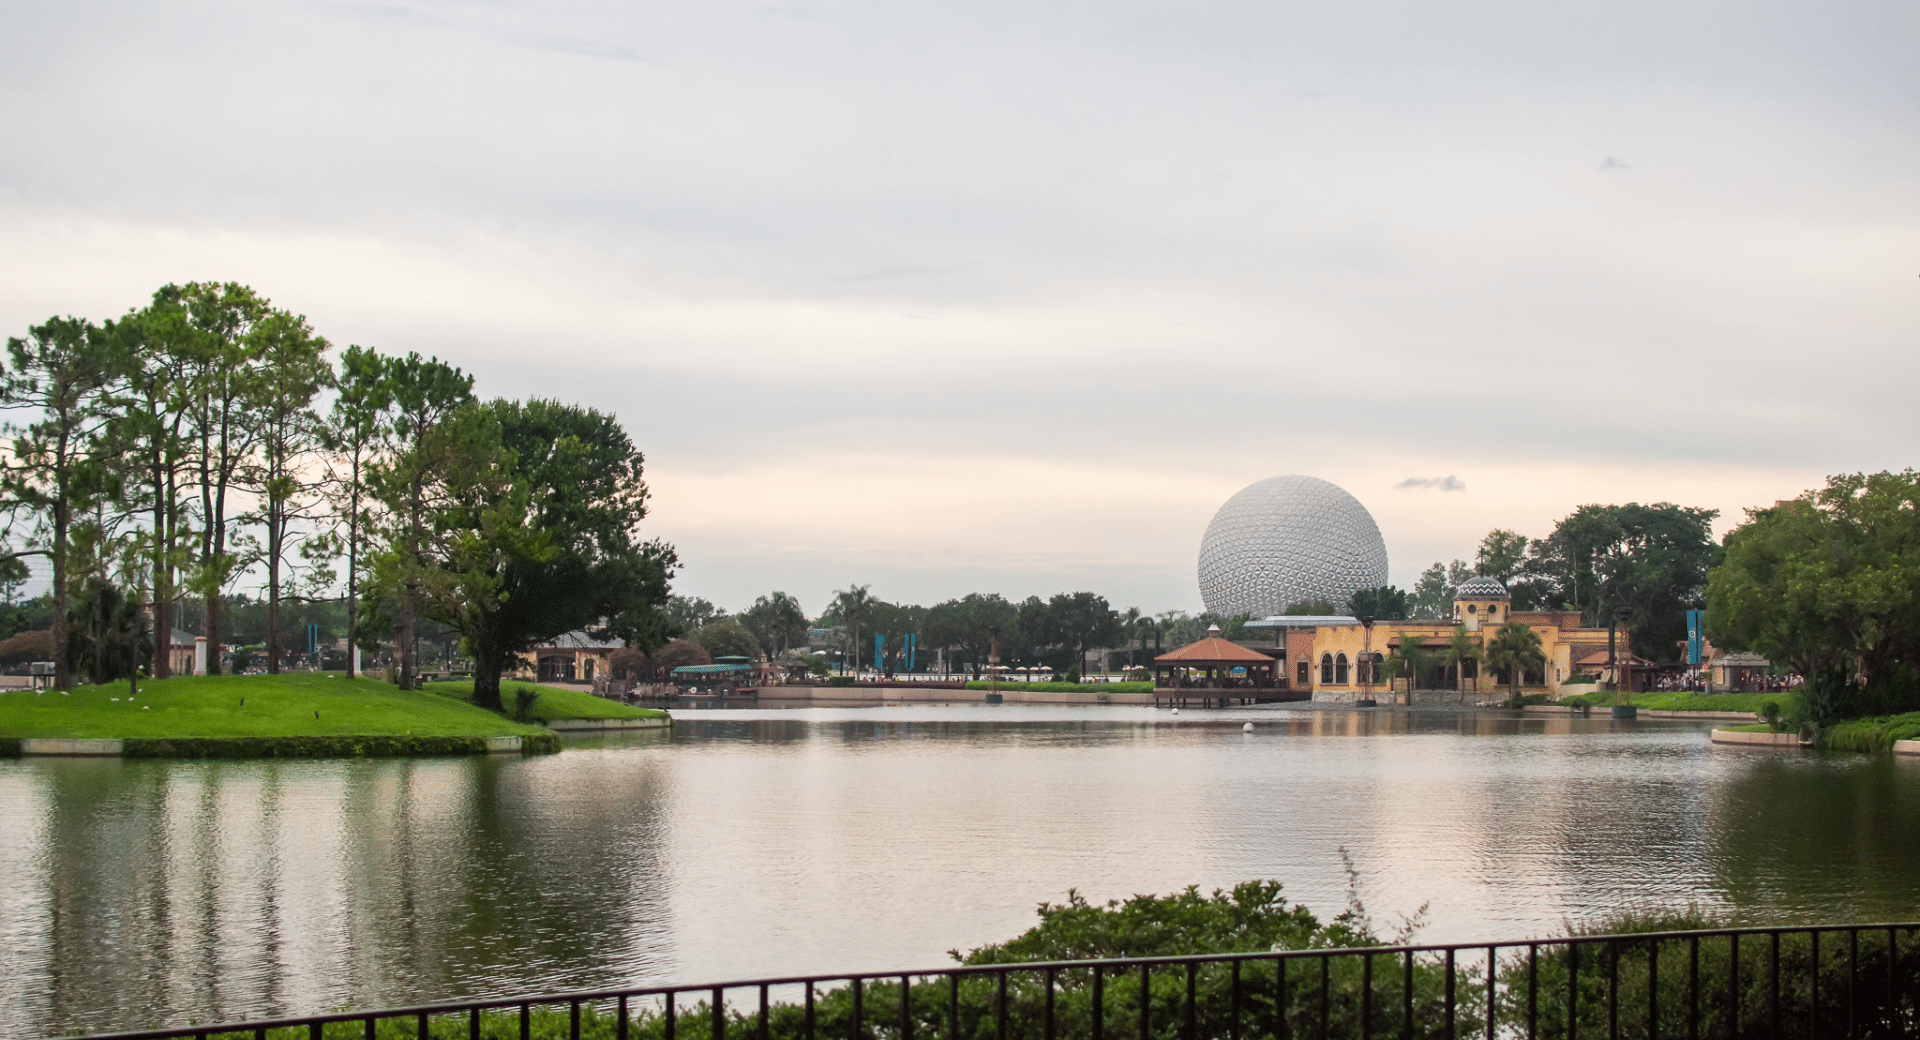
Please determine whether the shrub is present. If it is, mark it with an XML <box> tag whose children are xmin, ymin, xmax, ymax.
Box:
<box><xmin>1761</xmin><ymin>700</ymin><xmax>1783</xmax><ymax>731</ymax></box>
<box><xmin>513</xmin><ymin>685</ymin><xmax>541</xmax><ymax>721</ymax></box>
<box><xmin>826</xmin><ymin>675</ymin><xmax>857</xmax><ymax>687</ymax></box>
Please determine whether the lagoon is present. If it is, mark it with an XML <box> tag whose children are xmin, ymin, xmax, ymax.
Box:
<box><xmin>2</xmin><ymin>706</ymin><xmax>1916</xmax><ymax>1039</ymax></box>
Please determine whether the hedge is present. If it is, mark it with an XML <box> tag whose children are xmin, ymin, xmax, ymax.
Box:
<box><xmin>117</xmin><ymin>732</ymin><xmax>562</xmax><ymax>759</ymax></box>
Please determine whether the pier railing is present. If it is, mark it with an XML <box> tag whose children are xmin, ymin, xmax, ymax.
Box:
<box><xmin>78</xmin><ymin>922</ymin><xmax>1918</xmax><ymax>1040</ymax></box>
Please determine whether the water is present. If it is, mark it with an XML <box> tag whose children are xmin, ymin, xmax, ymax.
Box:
<box><xmin>2</xmin><ymin>706</ymin><xmax>1916</xmax><ymax>1038</ymax></box>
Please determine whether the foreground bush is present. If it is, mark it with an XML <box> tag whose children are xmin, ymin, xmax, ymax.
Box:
<box><xmin>174</xmin><ymin>887</ymin><xmax>1920</xmax><ymax>1040</ymax></box>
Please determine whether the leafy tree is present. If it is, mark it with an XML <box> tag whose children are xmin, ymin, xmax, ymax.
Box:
<box><xmin>409</xmin><ymin>398</ymin><xmax>676</xmax><ymax>711</ymax></box>
<box><xmin>1409</xmin><ymin>561</ymin><xmax>1470</xmax><ymax>618</ymax></box>
<box><xmin>66</xmin><ymin>576</ymin><xmax>150</xmax><ymax>685</ymax></box>
<box><xmin>694</xmin><ymin>618</ymin><xmax>762</xmax><ymax>660</ymax></box>
<box><xmin>108</xmin><ymin>290</ymin><xmax>195</xmax><ymax>678</ymax></box>
<box><xmin>957</xmin><ymin>880</ymin><xmax>1378</xmax><ymax>965</ymax></box>
<box><xmin>1438</xmin><ymin>626</ymin><xmax>1480</xmax><ymax>692</ymax></box>
<box><xmin>1048</xmin><ymin>591</ymin><xmax>1115</xmax><ymax>680</ymax></box>
<box><xmin>371</xmin><ymin>352</ymin><xmax>474</xmax><ymax>690</ymax></box>
<box><xmin>1483</xmin><ymin>621</ymin><xmax>1546</xmax><ymax>706</ymax></box>
<box><xmin>0</xmin><ymin>628</ymin><xmax>52</xmax><ymax>667</ymax></box>
<box><xmin>829</xmin><ymin>585</ymin><xmax>875</xmax><ymax>673</ymax></box>
<box><xmin>1707</xmin><ymin>472</ymin><xmax>1920</xmax><ymax>720</ymax></box>
<box><xmin>321</xmin><ymin>345</ymin><xmax>394</xmax><ymax>679</ymax></box>
<box><xmin>1348</xmin><ymin>586</ymin><xmax>1408</xmax><ymax>623</ymax></box>
<box><xmin>740</xmin><ymin>592</ymin><xmax>807</xmax><ymax>656</ymax></box>
<box><xmin>926</xmin><ymin>592</ymin><xmax>1019</xmax><ymax>678</ymax></box>
<box><xmin>178</xmin><ymin>282</ymin><xmax>277</xmax><ymax>674</ymax></box>
<box><xmin>662</xmin><ymin>595</ymin><xmax>725</xmax><ymax>637</ymax></box>
<box><xmin>241</xmin><ymin>308</ymin><xmax>331</xmax><ymax>673</ymax></box>
<box><xmin>3</xmin><ymin>315</ymin><xmax>122</xmax><ymax>690</ymax></box>
<box><xmin>1382</xmin><ymin>633</ymin><xmax>1433</xmax><ymax>695</ymax></box>
<box><xmin>1524</xmin><ymin>503</ymin><xmax>1719</xmax><ymax>660</ymax></box>
<box><xmin>1474</xmin><ymin>529</ymin><xmax>1529</xmax><ymax>584</ymax></box>
<box><xmin>652</xmin><ymin>638</ymin><xmax>709</xmax><ymax>677</ymax></box>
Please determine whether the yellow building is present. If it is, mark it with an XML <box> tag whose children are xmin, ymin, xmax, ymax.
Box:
<box><xmin>1245</xmin><ymin>577</ymin><xmax>1628</xmax><ymax>704</ymax></box>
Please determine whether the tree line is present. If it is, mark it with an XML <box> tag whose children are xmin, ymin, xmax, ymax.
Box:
<box><xmin>3</xmin><ymin>283</ymin><xmax>676</xmax><ymax>709</ymax></box>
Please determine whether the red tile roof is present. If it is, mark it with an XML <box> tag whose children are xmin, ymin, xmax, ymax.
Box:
<box><xmin>1154</xmin><ymin>637</ymin><xmax>1277</xmax><ymax>665</ymax></box>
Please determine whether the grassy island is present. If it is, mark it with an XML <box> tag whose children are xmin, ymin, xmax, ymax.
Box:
<box><xmin>0</xmin><ymin>673</ymin><xmax>570</xmax><ymax>758</ymax></box>
<box><xmin>422</xmin><ymin>680</ymin><xmax>668</xmax><ymax>724</ymax></box>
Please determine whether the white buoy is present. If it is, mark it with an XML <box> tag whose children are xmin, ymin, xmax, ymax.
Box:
<box><xmin>1170</xmin><ymin>707</ymin><xmax>1180</xmax><ymax>715</ymax></box>
<box><xmin>1243</xmin><ymin>722</ymin><xmax>1254</xmax><ymax>732</ymax></box>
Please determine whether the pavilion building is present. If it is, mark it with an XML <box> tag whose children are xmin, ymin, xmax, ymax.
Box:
<box><xmin>1232</xmin><ymin>577</ymin><xmax>1630</xmax><ymax>704</ymax></box>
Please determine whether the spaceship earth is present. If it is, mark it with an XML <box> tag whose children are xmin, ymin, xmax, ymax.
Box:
<box><xmin>1197</xmin><ymin>475</ymin><xmax>1390</xmax><ymax>617</ymax></box>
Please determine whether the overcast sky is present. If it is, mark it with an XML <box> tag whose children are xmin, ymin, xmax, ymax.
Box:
<box><xmin>3</xmin><ymin>0</ymin><xmax>1916</xmax><ymax>617</ymax></box>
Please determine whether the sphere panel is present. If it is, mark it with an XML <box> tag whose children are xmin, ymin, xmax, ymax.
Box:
<box><xmin>1197</xmin><ymin>475</ymin><xmax>1389</xmax><ymax>617</ymax></box>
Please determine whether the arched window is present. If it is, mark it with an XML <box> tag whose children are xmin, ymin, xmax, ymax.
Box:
<box><xmin>1489</xmin><ymin>605</ymin><xmax>1499</xmax><ymax>617</ymax></box>
<box><xmin>1320</xmin><ymin>653</ymin><xmax>1334</xmax><ymax>685</ymax></box>
<box><xmin>1335</xmin><ymin>653</ymin><xmax>1349</xmax><ymax>685</ymax></box>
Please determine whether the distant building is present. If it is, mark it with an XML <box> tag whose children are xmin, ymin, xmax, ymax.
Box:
<box><xmin>167</xmin><ymin>629</ymin><xmax>196</xmax><ymax>677</ymax></box>
<box><xmin>515</xmin><ymin>630</ymin><xmax>622</xmax><ymax>683</ymax></box>
<box><xmin>1241</xmin><ymin>576</ymin><xmax>1632</xmax><ymax>703</ymax></box>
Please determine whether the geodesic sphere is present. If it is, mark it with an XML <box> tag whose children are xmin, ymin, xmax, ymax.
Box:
<box><xmin>1197</xmin><ymin>475</ymin><xmax>1390</xmax><ymax>617</ymax></box>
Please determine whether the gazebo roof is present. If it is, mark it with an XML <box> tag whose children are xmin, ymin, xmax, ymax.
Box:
<box><xmin>1154</xmin><ymin>627</ymin><xmax>1275</xmax><ymax>665</ymax></box>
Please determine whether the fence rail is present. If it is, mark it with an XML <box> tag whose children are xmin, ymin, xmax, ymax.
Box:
<box><xmin>77</xmin><ymin>922</ymin><xmax>1919</xmax><ymax>1040</ymax></box>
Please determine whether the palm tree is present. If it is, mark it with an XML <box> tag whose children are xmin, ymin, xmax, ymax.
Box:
<box><xmin>1438</xmin><ymin>626</ymin><xmax>1481</xmax><ymax>694</ymax></box>
<box><xmin>1382</xmin><ymin>633</ymin><xmax>1432</xmax><ymax>698</ymax></box>
<box><xmin>830</xmin><ymin>584</ymin><xmax>873</xmax><ymax>676</ymax></box>
<box><xmin>1484</xmin><ymin>621</ymin><xmax>1547</xmax><ymax>707</ymax></box>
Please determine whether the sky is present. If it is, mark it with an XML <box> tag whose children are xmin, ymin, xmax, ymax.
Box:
<box><xmin>2</xmin><ymin>0</ymin><xmax>1916</xmax><ymax>617</ymax></box>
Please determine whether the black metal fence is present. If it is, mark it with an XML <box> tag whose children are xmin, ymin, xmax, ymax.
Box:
<box><xmin>79</xmin><ymin>923</ymin><xmax>1918</xmax><ymax>1040</ymax></box>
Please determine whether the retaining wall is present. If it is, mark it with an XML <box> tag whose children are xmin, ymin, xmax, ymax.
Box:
<box><xmin>547</xmin><ymin>716</ymin><xmax>673</xmax><ymax>732</ymax></box>
<box><xmin>1710</xmin><ymin>728</ymin><xmax>1807</xmax><ymax>748</ymax></box>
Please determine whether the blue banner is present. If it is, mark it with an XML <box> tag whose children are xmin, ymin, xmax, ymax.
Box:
<box><xmin>1686</xmin><ymin>609</ymin><xmax>1703</xmax><ymax>666</ymax></box>
<box><xmin>905</xmin><ymin>633</ymin><xmax>916</xmax><ymax>672</ymax></box>
<box><xmin>874</xmin><ymin>633</ymin><xmax>884</xmax><ymax>671</ymax></box>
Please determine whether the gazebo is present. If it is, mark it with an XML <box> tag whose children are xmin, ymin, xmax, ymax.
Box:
<box><xmin>1153</xmin><ymin>625</ymin><xmax>1279</xmax><ymax>705</ymax></box>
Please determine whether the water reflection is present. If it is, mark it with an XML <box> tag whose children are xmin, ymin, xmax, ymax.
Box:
<box><xmin>0</xmin><ymin>707</ymin><xmax>1914</xmax><ymax>1039</ymax></box>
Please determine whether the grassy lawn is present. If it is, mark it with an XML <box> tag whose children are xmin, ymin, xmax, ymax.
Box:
<box><xmin>0</xmin><ymin>673</ymin><xmax>550</xmax><ymax>740</ymax></box>
<box><xmin>422</xmin><ymin>680</ymin><xmax>665</xmax><ymax>722</ymax></box>
<box><xmin>1821</xmin><ymin>712</ymin><xmax>1920</xmax><ymax>753</ymax></box>
<box><xmin>1560</xmin><ymin>690</ymin><xmax>1795</xmax><ymax>715</ymax></box>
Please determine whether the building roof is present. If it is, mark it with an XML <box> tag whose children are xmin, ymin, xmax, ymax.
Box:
<box><xmin>1454</xmin><ymin>575</ymin><xmax>1511</xmax><ymax>600</ymax></box>
<box><xmin>1245</xmin><ymin>615</ymin><xmax>1360</xmax><ymax>629</ymax></box>
<box><xmin>1712</xmin><ymin>651</ymin><xmax>1770</xmax><ymax>667</ymax></box>
<box><xmin>171</xmin><ymin>628</ymin><xmax>197</xmax><ymax>647</ymax></box>
<box><xmin>672</xmin><ymin>662</ymin><xmax>753</xmax><ymax>676</ymax></box>
<box><xmin>1154</xmin><ymin>626</ymin><xmax>1277</xmax><ymax>665</ymax></box>
<box><xmin>532</xmin><ymin>630</ymin><xmax>622</xmax><ymax>651</ymax></box>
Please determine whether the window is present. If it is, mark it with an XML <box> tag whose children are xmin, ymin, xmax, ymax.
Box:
<box><xmin>1297</xmin><ymin>660</ymin><xmax>1310</xmax><ymax>685</ymax></box>
<box><xmin>1335</xmin><ymin>653</ymin><xmax>1349</xmax><ymax>685</ymax></box>
<box><xmin>1467</xmin><ymin>604</ymin><xmax>1478</xmax><ymax>614</ymax></box>
<box><xmin>1489</xmin><ymin>605</ymin><xmax>1499</xmax><ymax>617</ymax></box>
<box><xmin>1320</xmin><ymin>653</ymin><xmax>1334</xmax><ymax>684</ymax></box>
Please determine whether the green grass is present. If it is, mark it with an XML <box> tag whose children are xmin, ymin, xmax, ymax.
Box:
<box><xmin>1819</xmin><ymin>712</ymin><xmax>1920</xmax><ymax>753</ymax></box>
<box><xmin>422</xmin><ymin>680</ymin><xmax>666</xmax><ymax>722</ymax></box>
<box><xmin>1559</xmin><ymin>690</ymin><xmax>1794</xmax><ymax>715</ymax></box>
<box><xmin>0</xmin><ymin>673</ymin><xmax>551</xmax><ymax>740</ymax></box>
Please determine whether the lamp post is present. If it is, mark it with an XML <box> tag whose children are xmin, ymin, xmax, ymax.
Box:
<box><xmin>986</xmin><ymin>624</ymin><xmax>1003</xmax><ymax>704</ymax></box>
<box><xmin>1610</xmin><ymin>608</ymin><xmax>1636</xmax><ymax>720</ymax></box>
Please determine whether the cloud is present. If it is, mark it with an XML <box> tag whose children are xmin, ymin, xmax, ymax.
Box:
<box><xmin>1599</xmin><ymin>157</ymin><xmax>1632</xmax><ymax>171</ymax></box>
<box><xmin>1396</xmin><ymin>476</ymin><xmax>1467</xmax><ymax>492</ymax></box>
